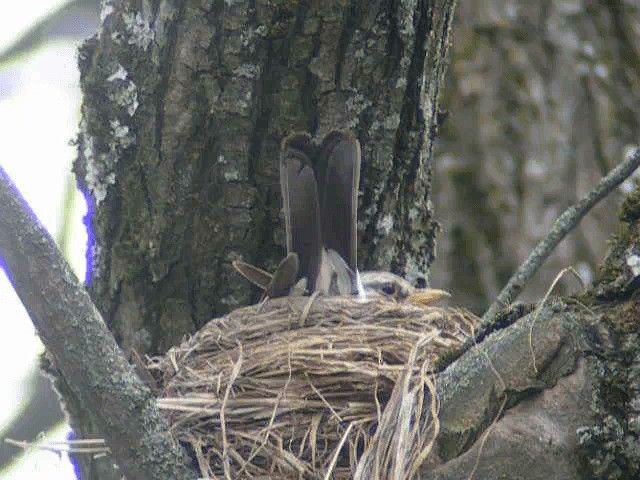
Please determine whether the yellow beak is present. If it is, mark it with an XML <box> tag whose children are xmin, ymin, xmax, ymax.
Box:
<box><xmin>406</xmin><ymin>289</ymin><xmax>451</xmax><ymax>305</ymax></box>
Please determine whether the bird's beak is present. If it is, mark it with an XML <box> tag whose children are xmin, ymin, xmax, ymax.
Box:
<box><xmin>405</xmin><ymin>289</ymin><xmax>451</xmax><ymax>306</ymax></box>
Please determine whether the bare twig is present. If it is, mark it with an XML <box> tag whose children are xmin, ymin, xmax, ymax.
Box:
<box><xmin>5</xmin><ymin>438</ymin><xmax>110</xmax><ymax>456</ymax></box>
<box><xmin>0</xmin><ymin>168</ymin><xmax>196</xmax><ymax>479</ymax></box>
<box><xmin>482</xmin><ymin>147</ymin><xmax>640</xmax><ymax>328</ymax></box>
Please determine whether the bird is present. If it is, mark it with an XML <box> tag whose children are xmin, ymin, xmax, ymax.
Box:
<box><xmin>233</xmin><ymin>130</ymin><xmax>449</xmax><ymax>303</ymax></box>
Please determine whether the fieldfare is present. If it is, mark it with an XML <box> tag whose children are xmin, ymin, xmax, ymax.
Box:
<box><xmin>233</xmin><ymin>131</ymin><xmax>448</xmax><ymax>304</ymax></box>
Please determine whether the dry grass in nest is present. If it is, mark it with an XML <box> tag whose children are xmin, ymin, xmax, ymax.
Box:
<box><xmin>147</xmin><ymin>295</ymin><xmax>478</xmax><ymax>479</ymax></box>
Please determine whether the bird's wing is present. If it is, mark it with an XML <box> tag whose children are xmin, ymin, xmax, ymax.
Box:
<box><xmin>317</xmin><ymin>131</ymin><xmax>361</xmax><ymax>273</ymax></box>
<box><xmin>265</xmin><ymin>253</ymin><xmax>300</xmax><ymax>298</ymax></box>
<box><xmin>280</xmin><ymin>134</ymin><xmax>323</xmax><ymax>292</ymax></box>
<box><xmin>232</xmin><ymin>260</ymin><xmax>272</xmax><ymax>290</ymax></box>
<box><xmin>232</xmin><ymin>254</ymin><xmax>300</xmax><ymax>299</ymax></box>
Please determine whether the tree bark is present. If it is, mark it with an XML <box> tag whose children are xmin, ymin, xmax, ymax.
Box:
<box><xmin>71</xmin><ymin>0</ymin><xmax>455</xmax><ymax>477</ymax></box>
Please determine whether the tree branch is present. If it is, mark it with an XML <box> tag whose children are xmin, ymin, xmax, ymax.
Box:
<box><xmin>482</xmin><ymin>147</ymin><xmax>640</xmax><ymax>327</ymax></box>
<box><xmin>0</xmin><ymin>167</ymin><xmax>196</xmax><ymax>479</ymax></box>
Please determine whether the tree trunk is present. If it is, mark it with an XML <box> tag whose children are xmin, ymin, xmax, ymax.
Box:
<box><xmin>70</xmin><ymin>0</ymin><xmax>454</xmax><ymax>477</ymax></box>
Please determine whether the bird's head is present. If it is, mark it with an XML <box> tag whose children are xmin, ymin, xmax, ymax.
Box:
<box><xmin>359</xmin><ymin>271</ymin><xmax>414</xmax><ymax>299</ymax></box>
<box><xmin>359</xmin><ymin>271</ymin><xmax>450</xmax><ymax>304</ymax></box>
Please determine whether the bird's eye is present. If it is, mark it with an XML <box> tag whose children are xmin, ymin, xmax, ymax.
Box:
<box><xmin>382</xmin><ymin>283</ymin><xmax>396</xmax><ymax>295</ymax></box>
<box><xmin>416</xmin><ymin>277</ymin><xmax>427</xmax><ymax>289</ymax></box>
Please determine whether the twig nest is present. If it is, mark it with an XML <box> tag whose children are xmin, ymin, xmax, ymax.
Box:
<box><xmin>148</xmin><ymin>295</ymin><xmax>478</xmax><ymax>479</ymax></box>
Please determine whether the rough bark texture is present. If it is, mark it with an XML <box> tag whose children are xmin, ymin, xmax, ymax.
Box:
<box><xmin>432</xmin><ymin>1</ymin><xmax>640</xmax><ymax>313</ymax></box>
<box><xmin>71</xmin><ymin>0</ymin><xmax>454</xmax><ymax>477</ymax></box>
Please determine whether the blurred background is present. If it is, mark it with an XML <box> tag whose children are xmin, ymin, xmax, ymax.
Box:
<box><xmin>1</xmin><ymin>1</ymin><xmax>640</xmax><ymax>478</ymax></box>
<box><xmin>0</xmin><ymin>0</ymin><xmax>98</xmax><ymax>477</ymax></box>
<box><xmin>431</xmin><ymin>2</ymin><xmax>640</xmax><ymax>312</ymax></box>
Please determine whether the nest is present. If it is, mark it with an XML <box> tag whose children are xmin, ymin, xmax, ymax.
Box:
<box><xmin>148</xmin><ymin>296</ymin><xmax>478</xmax><ymax>479</ymax></box>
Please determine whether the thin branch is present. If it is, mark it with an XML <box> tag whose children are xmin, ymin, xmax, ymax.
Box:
<box><xmin>5</xmin><ymin>438</ymin><xmax>110</xmax><ymax>456</ymax></box>
<box><xmin>0</xmin><ymin>167</ymin><xmax>196</xmax><ymax>479</ymax></box>
<box><xmin>481</xmin><ymin>147</ymin><xmax>640</xmax><ymax>329</ymax></box>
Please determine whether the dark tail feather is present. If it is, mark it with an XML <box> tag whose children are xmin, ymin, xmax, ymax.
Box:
<box><xmin>280</xmin><ymin>134</ymin><xmax>323</xmax><ymax>291</ymax></box>
<box><xmin>317</xmin><ymin>131</ymin><xmax>361</xmax><ymax>273</ymax></box>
